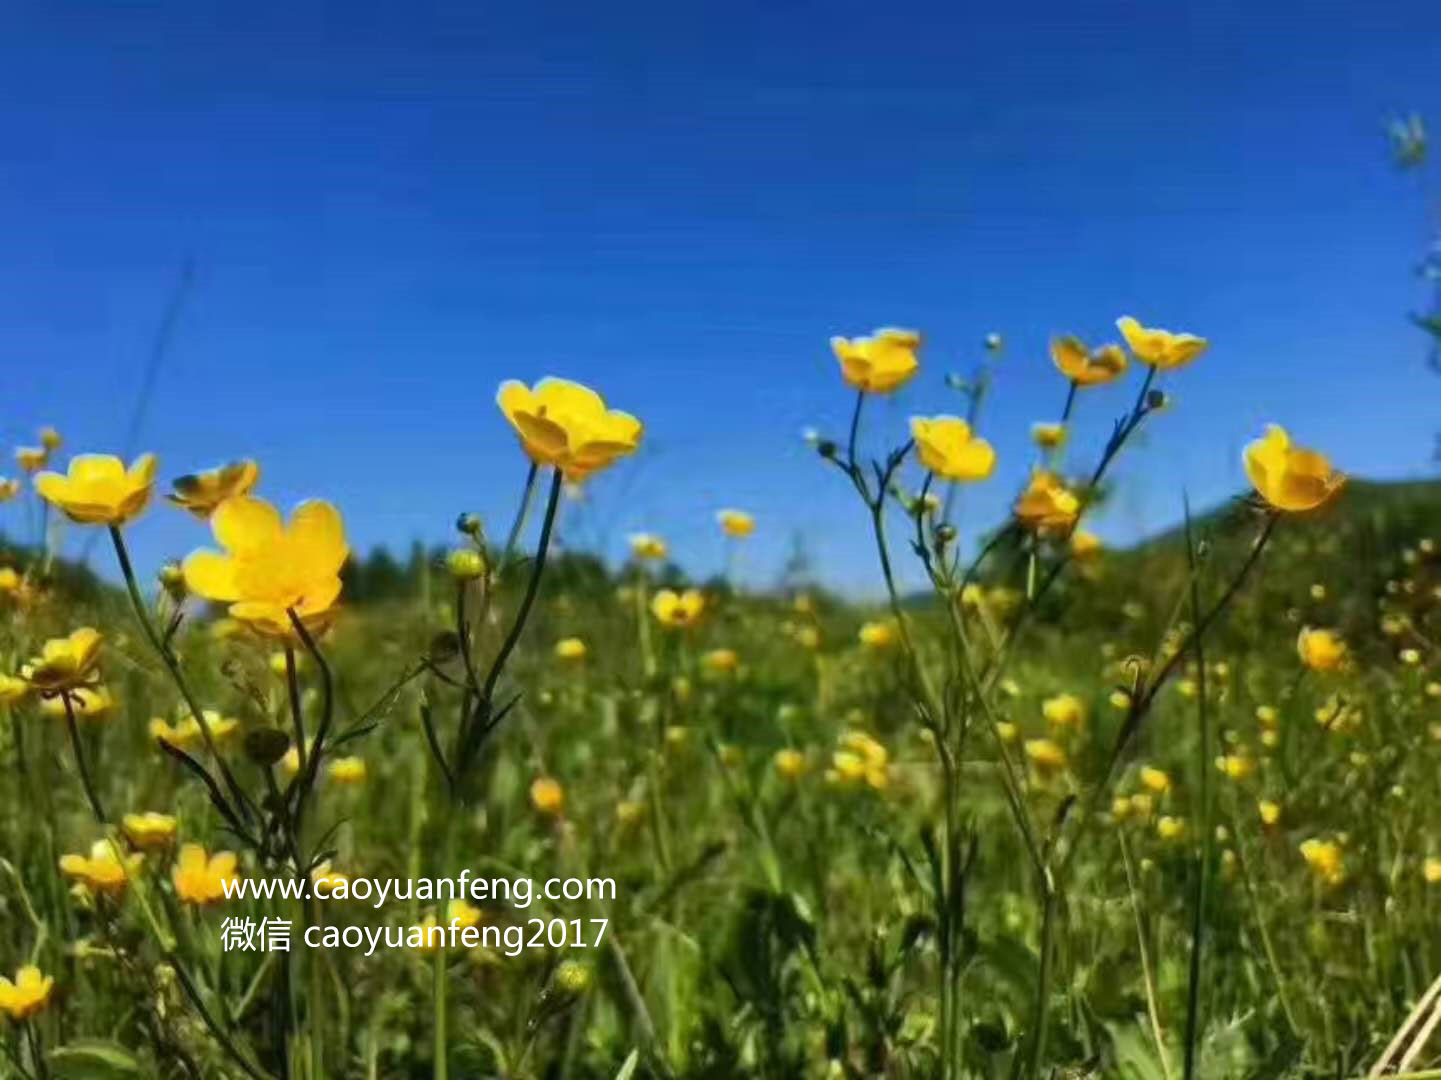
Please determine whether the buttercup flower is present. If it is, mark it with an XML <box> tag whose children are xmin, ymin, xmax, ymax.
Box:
<box><xmin>1299</xmin><ymin>838</ymin><xmax>1344</xmax><ymax>886</ymax></box>
<box><xmin>717</xmin><ymin>509</ymin><xmax>755</xmax><ymax>538</ymax></box>
<box><xmin>15</xmin><ymin>446</ymin><xmax>47</xmax><ymax>473</ymax></box>
<box><xmin>628</xmin><ymin>533</ymin><xmax>668</xmax><ymax>560</ymax></box>
<box><xmin>1014</xmin><ymin>471</ymin><xmax>1080</xmax><ymax>532</ymax></box>
<box><xmin>1025</xmin><ymin>738</ymin><xmax>1068</xmax><ymax>774</ymax></box>
<box><xmin>1031</xmin><ymin>422</ymin><xmax>1068</xmax><ymax>449</ymax></box>
<box><xmin>831</xmin><ymin>327</ymin><xmax>922</xmax><ymax>394</ymax></box>
<box><xmin>0</xmin><ymin>966</ymin><xmax>53</xmax><ymax>1020</ymax></box>
<box><xmin>1115</xmin><ymin>316</ymin><xmax>1208</xmax><ymax>370</ymax></box>
<box><xmin>39</xmin><ymin>685</ymin><xmax>113</xmax><ymax>721</ymax></box>
<box><xmin>554</xmin><ymin>637</ymin><xmax>588</xmax><ymax>661</ymax></box>
<box><xmin>910</xmin><ymin>416</ymin><xmax>997</xmax><ymax>483</ymax></box>
<box><xmin>1298</xmin><ymin>627</ymin><xmax>1347</xmax><ymax>672</ymax></box>
<box><xmin>22</xmin><ymin>628</ymin><xmax>102</xmax><ymax>693</ymax></box>
<box><xmin>59</xmin><ymin>839</ymin><xmax>142</xmax><ymax>895</ymax></box>
<box><xmin>1244</xmin><ymin>425</ymin><xmax>1345</xmax><ymax>513</ymax></box>
<box><xmin>328</xmin><ymin>757</ymin><xmax>367</xmax><ymax>784</ymax></box>
<box><xmin>1258</xmin><ymin>800</ymin><xmax>1282</xmax><ymax>827</ymax></box>
<box><xmin>122</xmin><ymin>812</ymin><xmax>178</xmax><ymax>851</ymax></box>
<box><xmin>858</xmin><ymin>620</ymin><xmax>898</xmax><ymax>650</ymax></box>
<box><xmin>1071</xmin><ymin>531</ymin><xmax>1102</xmax><ymax>559</ymax></box>
<box><xmin>702</xmin><ymin>647</ymin><xmax>739</xmax><ymax>674</ymax></box>
<box><xmin>651</xmin><ymin>588</ymin><xmax>705</xmax><ymax>629</ymax></box>
<box><xmin>172</xmin><ymin>843</ymin><xmax>239</xmax><ymax>905</ymax></box>
<box><xmin>0</xmin><ymin>478</ymin><xmax>19</xmax><ymax>503</ymax></box>
<box><xmin>1424</xmin><ymin>858</ymin><xmax>1441</xmax><ymax>885</ymax></box>
<box><xmin>1139</xmin><ymin>766</ymin><xmax>1171</xmax><ymax>794</ymax></box>
<box><xmin>1042</xmin><ymin>693</ymin><xmax>1085</xmax><ymax>730</ymax></box>
<box><xmin>183</xmin><ymin>496</ymin><xmax>348</xmax><ymax>637</ymax></box>
<box><xmin>1050</xmin><ymin>337</ymin><xmax>1129</xmax><ymax>386</ymax></box>
<box><xmin>496</xmin><ymin>378</ymin><xmax>642</xmax><ymax>481</ymax></box>
<box><xmin>150</xmin><ymin>710</ymin><xmax>238</xmax><ymax>750</ymax></box>
<box><xmin>1156</xmin><ymin>816</ymin><xmax>1187</xmax><ymax>841</ymax></box>
<box><xmin>530</xmin><ymin>777</ymin><xmax>565</xmax><ymax>815</ymax></box>
<box><xmin>774</xmin><ymin>748</ymin><xmax>808</xmax><ymax>779</ymax></box>
<box><xmin>34</xmin><ymin>453</ymin><xmax>156</xmax><ymax>525</ymax></box>
<box><xmin>167</xmin><ymin>460</ymin><xmax>260</xmax><ymax>518</ymax></box>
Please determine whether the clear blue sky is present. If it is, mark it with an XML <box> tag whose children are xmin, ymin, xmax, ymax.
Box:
<box><xmin>3</xmin><ymin>1</ymin><xmax>1439</xmax><ymax>593</ymax></box>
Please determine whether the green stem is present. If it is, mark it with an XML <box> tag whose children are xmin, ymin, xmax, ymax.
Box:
<box><xmin>62</xmin><ymin>691</ymin><xmax>106</xmax><ymax>823</ymax></box>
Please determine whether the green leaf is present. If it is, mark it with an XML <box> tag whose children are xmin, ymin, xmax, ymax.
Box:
<box><xmin>614</xmin><ymin>1048</ymin><xmax>640</xmax><ymax>1080</ymax></box>
<box><xmin>47</xmin><ymin>1040</ymin><xmax>143</xmax><ymax>1079</ymax></box>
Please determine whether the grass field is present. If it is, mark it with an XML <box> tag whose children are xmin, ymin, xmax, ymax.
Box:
<box><xmin>2</xmin><ymin>331</ymin><xmax>1441</xmax><ymax>1080</ymax></box>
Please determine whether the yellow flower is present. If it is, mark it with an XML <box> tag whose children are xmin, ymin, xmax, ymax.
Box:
<box><xmin>183</xmin><ymin>496</ymin><xmax>348</xmax><ymax>638</ymax></box>
<box><xmin>122</xmin><ymin>812</ymin><xmax>179</xmax><ymax>851</ymax></box>
<box><xmin>1299</xmin><ymin>838</ymin><xmax>1344</xmax><ymax>886</ymax></box>
<box><xmin>0</xmin><ymin>966</ymin><xmax>54</xmax><ymax>1021</ymax></box>
<box><xmin>1215</xmin><ymin>754</ymin><xmax>1254</xmax><ymax>780</ymax></box>
<box><xmin>858</xmin><ymin>620</ymin><xmax>898</xmax><ymax>650</ymax></box>
<box><xmin>1244</xmin><ymin>425</ymin><xmax>1344</xmax><ymax>513</ymax></box>
<box><xmin>1031</xmin><ymin>422</ymin><xmax>1068</xmax><ymax>450</ymax></box>
<box><xmin>1255</xmin><ymin>704</ymin><xmax>1279</xmax><ymax>727</ymax></box>
<box><xmin>311</xmin><ymin>861</ymin><xmax>349</xmax><ymax>893</ymax></box>
<box><xmin>1050</xmin><ymin>336</ymin><xmax>1129</xmax><ymax>386</ymax></box>
<box><xmin>1014</xmin><ymin>471</ymin><xmax>1080</xmax><ymax>532</ymax></box>
<box><xmin>794</xmin><ymin>624</ymin><xmax>820</xmax><ymax>650</ymax></box>
<box><xmin>995</xmin><ymin>720</ymin><xmax>1018</xmax><ymax>743</ymax></box>
<box><xmin>1115</xmin><ymin>316</ymin><xmax>1208</xmax><ymax>370</ymax></box>
<box><xmin>1024</xmin><ymin>737</ymin><xmax>1068</xmax><ymax>774</ymax></box>
<box><xmin>280</xmin><ymin>739</ymin><xmax>313</xmax><ymax>777</ymax></box>
<box><xmin>830</xmin><ymin>327</ymin><xmax>922</xmax><ymax>394</ymax></box>
<box><xmin>1111</xmin><ymin>796</ymin><xmax>1133</xmax><ymax>821</ymax></box>
<box><xmin>773</xmin><ymin>748</ymin><xmax>808</xmax><ymax>779</ymax></box>
<box><xmin>530</xmin><ymin>776</ymin><xmax>565</xmax><ymax>815</ymax></box>
<box><xmin>651</xmin><ymin>588</ymin><xmax>705</xmax><ymax>629</ymax></box>
<box><xmin>1424</xmin><ymin>858</ymin><xmax>1441</xmax><ymax>885</ymax></box>
<box><xmin>909</xmin><ymin>416</ymin><xmax>997</xmax><ymax>482</ymax></box>
<box><xmin>172</xmin><ymin>843</ymin><xmax>239</xmax><ymax>905</ymax></box>
<box><xmin>149</xmin><ymin>710</ymin><xmax>238</xmax><ymax>750</ymax></box>
<box><xmin>1042</xmin><ymin>693</ymin><xmax>1085</xmax><ymax>730</ymax></box>
<box><xmin>59</xmin><ymin>839</ymin><xmax>142</xmax><ymax>895</ymax></box>
<box><xmin>39</xmin><ymin>685</ymin><xmax>113</xmax><ymax>721</ymax></box>
<box><xmin>628</xmin><ymin>533</ymin><xmax>668</xmax><ymax>560</ymax></box>
<box><xmin>22</xmin><ymin>627</ymin><xmax>102</xmax><ymax>693</ymax></box>
<box><xmin>15</xmin><ymin>446</ymin><xmax>48</xmax><ymax>473</ymax></box>
<box><xmin>1258</xmin><ymin>800</ymin><xmax>1281</xmax><ymax>827</ymax></box>
<box><xmin>39</xmin><ymin>427</ymin><xmax>61</xmax><ymax>453</ymax></box>
<box><xmin>328</xmin><ymin>756</ymin><xmax>367</xmax><ymax>784</ymax></box>
<box><xmin>615</xmin><ymin>799</ymin><xmax>646</xmax><ymax>826</ymax></box>
<box><xmin>167</xmin><ymin>460</ymin><xmax>260</xmax><ymax>518</ymax></box>
<box><xmin>1129</xmin><ymin>793</ymin><xmax>1155</xmax><ymax>819</ymax></box>
<box><xmin>1139</xmin><ymin>766</ymin><xmax>1171</xmax><ymax>794</ymax></box>
<box><xmin>496</xmin><ymin>378</ymin><xmax>642</xmax><ymax>481</ymax></box>
<box><xmin>702</xmin><ymin>647</ymin><xmax>739</xmax><ymax>674</ymax></box>
<box><xmin>717</xmin><ymin>509</ymin><xmax>755</xmax><ymax>537</ymax></box>
<box><xmin>554</xmin><ymin>637</ymin><xmax>588</xmax><ymax>661</ymax></box>
<box><xmin>1297</xmin><ymin>627</ymin><xmax>1346</xmax><ymax>672</ymax></box>
<box><xmin>1071</xmin><ymin>531</ymin><xmax>1102</xmax><ymax>560</ymax></box>
<box><xmin>34</xmin><ymin>453</ymin><xmax>156</xmax><ymax>525</ymax></box>
<box><xmin>1156</xmin><ymin>815</ymin><xmax>1187</xmax><ymax>841</ymax></box>
<box><xmin>0</xmin><ymin>674</ymin><xmax>30</xmax><ymax>706</ymax></box>
<box><xmin>0</xmin><ymin>478</ymin><xmax>19</xmax><ymax>503</ymax></box>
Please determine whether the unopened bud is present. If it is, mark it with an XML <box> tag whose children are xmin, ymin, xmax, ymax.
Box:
<box><xmin>455</xmin><ymin>513</ymin><xmax>482</xmax><ymax>538</ymax></box>
<box><xmin>244</xmin><ymin>727</ymin><xmax>292</xmax><ymax>767</ymax></box>
<box><xmin>447</xmin><ymin>548</ymin><xmax>485</xmax><ymax>580</ymax></box>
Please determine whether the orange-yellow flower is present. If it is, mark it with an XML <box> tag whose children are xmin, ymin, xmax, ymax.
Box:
<box><xmin>530</xmin><ymin>776</ymin><xmax>565</xmax><ymax>815</ymax></box>
<box><xmin>496</xmin><ymin>378</ymin><xmax>642</xmax><ymax>481</ymax></box>
<box><xmin>1299</xmin><ymin>837</ymin><xmax>1344</xmax><ymax>886</ymax></box>
<box><xmin>1071</xmin><ymin>530</ymin><xmax>1102</xmax><ymax>560</ymax></box>
<box><xmin>717</xmin><ymin>509</ymin><xmax>755</xmax><ymax>537</ymax></box>
<box><xmin>34</xmin><ymin>453</ymin><xmax>156</xmax><ymax>525</ymax></box>
<box><xmin>0</xmin><ymin>966</ymin><xmax>54</xmax><ymax>1020</ymax></box>
<box><xmin>15</xmin><ymin>446</ymin><xmax>47</xmax><ymax>473</ymax></box>
<box><xmin>1243</xmin><ymin>425</ymin><xmax>1344</xmax><ymax>513</ymax></box>
<box><xmin>59</xmin><ymin>839</ymin><xmax>142</xmax><ymax>895</ymax></box>
<box><xmin>0</xmin><ymin>478</ymin><xmax>19</xmax><ymax>503</ymax></box>
<box><xmin>1297</xmin><ymin>627</ymin><xmax>1346</xmax><ymax>672</ymax></box>
<box><xmin>702</xmin><ymin>647</ymin><xmax>739</xmax><ymax>674</ymax></box>
<box><xmin>327</xmin><ymin>756</ymin><xmax>367</xmax><ymax>784</ymax></box>
<box><xmin>651</xmin><ymin>588</ymin><xmax>705</xmax><ymax>629</ymax></box>
<box><xmin>22</xmin><ymin>628</ymin><xmax>102</xmax><ymax>693</ymax></box>
<box><xmin>1014</xmin><ymin>471</ymin><xmax>1080</xmax><ymax>532</ymax></box>
<box><xmin>554</xmin><ymin>637</ymin><xmax>588</xmax><ymax>661</ymax></box>
<box><xmin>1115</xmin><ymin>316</ymin><xmax>1208</xmax><ymax>370</ymax></box>
<box><xmin>831</xmin><ymin>328</ymin><xmax>922</xmax><ymax>394</ymax></box>
<box><xmin>628</xmin><ymin>533</ymin><xmax>668</xmax><ymax>560</ymax></box>
<box><xmin>910</xmin><ymin>416</ymin><xmax>996</xmax><ymax>482</ymax></box>
<box><xmin>167</xmin><ymin>460</ymin><xmax>260</xmax><ymax>518</ymax></box>
<box><xmin>122</xmin><ymin>812</ymin><xmax>178</xmax><ymax>851</ymax></box>
<box><xmin>172</xmin><ymin>843</ymin><xmax>239</xmax><ymax>905</ymax></box>
<box><xmin>39</xmin><ymin>685</ymin><xmax>113</xmax><ymax>721</ymax></box>
<box><xmin>1050</xmin><ymin>337</ymin><xmax>1128</xmax><ymax>386</ymax></box>
<box><xmin>183</xmin><ymin>496</ymin><xmax>348</xmax><ymax>638</ymax></box>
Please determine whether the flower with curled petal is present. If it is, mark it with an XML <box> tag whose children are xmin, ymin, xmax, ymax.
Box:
<box><xmin>716</xmin><ymin>509</ymin><xmax>755</xmax><ymax>537</ymax></box>
<box><xmin>651</xmin><ymin>588</ymin><xmax>705</xmax><ymax>629</ymax></box>
<box><xmin>1244</xmin><ymin>424</ymin><xmax>1344</xmax><ymax>513</ymax></box>
<box><xmin>496</xmin><ymin>378</ymin><xmax>642</xmax><ymax>481</ymax></box>
<box><xmin>59</xmin><ymin>839</ymin><xmax>142</xmax><ymax>895</ymax></box>
<box><xmin>168</xmin><ymin>460</ymin><xmax>260</xmax><ymax>518</ymax></box>
<box><xmin>1116</xmin><ymin>316</ymin><xmax>1208</xmax><ymax>370</ymax></box>
<box><xmin>34</xmin><ymin>453</ymin><xmax>156</xmax><ymax>525</ymax></box>
<box><xmin>182</xmin><ymin>496</ymin><xmax>348</xmax><ymax>638</ymax></box>
<box><xmin>1014</xmin><ymin>471</ymin><xmax>1080</xmax><ymax>532</ymax></box>
<box><xmin>831</xmin><ymin>328</ymin><xmax>921</xmax><ymax>394</ymax></box>
<box><xmin>172</xmin><ymin>843</ymin><xmax>239</xmax><ymax>905</ymax></box>
<box><xmin>0</xmin><ymin>966</ymin><xmax>53</xmax><ymax>1020</ymax></box>
<box><xmin>910</xmin><ymin>416</ymin><xmax>996</xmax><ymax>482</ymax></box>
<box><xmin>22</xmin><ymin>628</ymin><xmax>102</xmax><ymax>693</ymax></box>
<box><xmin>1050</xmin><ymin>336</ymin><xmax>1128</xmax><ymax>386</ymax></box>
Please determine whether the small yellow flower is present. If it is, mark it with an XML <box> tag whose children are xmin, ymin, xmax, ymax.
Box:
<box><xmin>773</xmin><ymin>748</ymin><xmax>808</xmax><ymax>779</ymax></box>
<box><xmin>0</xmin><ymin>478</ymin><xmax>19</xmax><ymax>503</ymax></box>
<box><xmin>22</xmin><ymin>627</ymin><xmax>102</xmax><ymax>693</ymax></box>
<box><xmin>1115</xmin><ymin>316</ymin><xmax>1208</xmax><ymax>370</ymax></box>
<box><xmin>530</xmin><ymin>776</ymin><xmax>564</xmax><ymax>816</ymax></box>
<box><xmin>1400</xmin><ymin>647</ymin><xmax>1422</xmax><ymax>665</ymax></box>
<box><xmin>167</xmin><ymin>460</ymin><xmax>260</xmax><ymax>518</ymax></box>
<box><xmin>702</xmin><ymin>647</ymin><xmax>739</xmax><ymax>674</ymax></box>
<box><xmin>328</xmin><ymin>756</ymin><xmax>367</xmax><ymax>784</ymax></box>
<box><xmin>1050</xmin><ymin>336</ymin><xmax>1129</xmax><ymax>386</ymax></box>
<box><xmin>447</xmin><ymin>898</ymin><xmax>483</xmax><ymax>930</ymax></box>
<box><xmin>1031</xmin><ymin>422</ymin><xmax>1068</xmax><ymax>450</ymax></box>
<box><xmin>1156</xmin><ymin>815</ymin><xmax>1187</xmax><ymax>841</ymax></box>
<box><xmin>0</xmin><ymin>966</ymin><xmax>54</xmax><ymax>1021</ymax></box>
<box><xmin>34</xmin><ymin>453</ymin><xmax>157</xmax><ymax>525</ymax></box>
<box><xmin>1042</xmin><ymin>693</ymin><xmax>1085</xmax><ymax>730</ymax></box>
<box><xmin>183</xmin><ymin>496</ymin><xmax>348</xmax><ymax>638</ymax></box>
<box><xmin>39</xmin><ymin>685</ymin><xmax>114</xmax><ymax>721</ymax></box>
<box><xmin>858</xmin><ymin>620</ymin><xmax>898</xmax><ymax>650</ymax></box>
<box><xmin>1424</xmin><ymin>858</ymin><xmax>1441</xmax><ymax>884</ymax></box>
<box><xmin>1260</xmin><ymin>729</ymin><xmax>1279</xmax><ymax>749</ymax></box>
<box><xmin>59</xmin><ymin>839</ymin><xmax>142</xmax><ymax>895</ymax></box>
<box><xmin>1256</xmin><ymin>704</ymin><xmax>1279</xmax><ymax>726</ymax></box>
<box><xmin>1258</xmin><ymin>800</ymin><xmax>1281</xmax><ymax>827</ymax></box>
<box><xmin>1014</xmin><ymin>471</ymin><xmax>1080</xmax><ymax>532</ymax></box>
<box><xmin>0</xmin><ymin>674</ymin><xmax>30</xmax><ymax>705</ymax></box>
<box><xmin>1111</xmin><ymin>796</ymin><xmax>1133</xmax><ymax>821</ymax></box>
<box><xmin>123</xmin><ymin>812</ymin><xmax>179</xmax><ymax>851</ymax></box>
<box><xmin>1129</xmin><ymin>793</ymin><xmax>1155</xmax><ymax>819</ymax></box>
<box><xmin>1139</xmin><ymin>766</ymin><xmax>1171</xmax><ymax>794</ymax></box>
<box><xmin>615</xmin><ymin>799</ymin><xmax>646</xmax><ymax>826</ymax></box>
<box><xmin>665</xmin><ymin>724</ymin><xmax>691</xmax><ymax>748</ymax></box>
<box><xmin>909</xmin><ymin>416</ymin><xmax>997</xmax><ymax>483</ymax></box>
<box><xmin>172</xmin><ymin>843</ymin><xmax>239</xmax><ymax>905</ymax></box>
<box><xmin>15</xmin><ymin>446</ymin><xmax>48</xmax><ymax>473</ymax></box>
<box><xmin>1024</xmin><ymin>738</ymin><xmax>1068</xmax><ymax>774</ymax></box>
<box><xmin>651</xmin><ymin>588</ymin><xmax>705</xmax><ymax>628</ymax></box>
<box><xmin>1297</xmin><ymin>627</ymin><xmax>1346</xmax><ymax>672</ymax></box>
<box><xmin>1215</xmin><ymin>754</ymin><xmax>1254</xmax><ymax>780</ymax></box>
<box><xmin>1299</xmin><ymin>837</ymin><xmax>1344</xmax><ymax>886</ymax></box>
<box><xmin>628</xmin><ymin>533</ymin><xmax>668</xmax><ymax>560</ymax></box>
<box><xmin>716</xmin><ymin>509</ymin><xmax>755</xmax><ymax>537</ymax></box>
<box><xmin>1070</xmin><ymin>530</ymin><xmax>1102</xmax><ymax>560</ymax></box>
<box><xmin>1108</xmin><ymin>689</ymin><xmax>1131</xmax><ymax>710</ymax></box>
<box><xmin>1244</xmin><ymin>425</ymin><xmax>1345</xmax><ymax>513</ymax></box>
<box><xmin>995</xmin><ymin>720</ymin><xmax>1019</xmax><ymax>743</ymax></box>
<box><xmin>831</xmin><ymin>327</ymin><xmax>922</xmax><ymax>394</ymax></box>
<box><xmin>793</xmin><ymin>624</ymin><xmax>820</xmax><ymax>649</ymax></box>
<box><xmin>149</xmin><ymin>710</ymin><xmax>238</xmax><ymax>750</ymax></box>
<box><xmin>496</xmin><ymin>378</ymin><xmax>643</xmax><ymax>481</ymax></box>
<box><xmin>554</xmin><ymin>637</ymin><xmax>588</xmax><ymax>661</ymax></box>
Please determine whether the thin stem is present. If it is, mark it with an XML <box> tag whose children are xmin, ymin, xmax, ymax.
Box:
<box><xmin>499</xmin><ymin>461</ymin><xmax>541</xmax><ymax>570</ymax></box>
<box><xmin>62</xmin><ymin>691</ymin><xmax>106</xmax><ymax>823</ymax></box>
<box><xmin>1181</xmin><ymin>501</ymin><xmax>1210</xmax><ymax>1080</ymax></box>
<box><xmin>846</xmin><ymin>390</ymin><xmax>866</xmax><ymax>479</ymax></box>
<box><xmin>284</xmin><ymin>646</ymin><xmax>307</xmax><ymax>781</ymax></box>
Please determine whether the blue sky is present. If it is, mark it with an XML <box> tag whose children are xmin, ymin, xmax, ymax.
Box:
<box><xmin>2</xmin><ymin>1</ymin><xmax>1439</xmax><ymax>593</ymax></box>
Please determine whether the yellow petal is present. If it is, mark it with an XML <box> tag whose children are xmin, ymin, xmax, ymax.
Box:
<box><xmin>288</xmin><ymin>501</ymin><xmax>348</xmax><ymax>573</ymax></box>
<box><xmin>213</xmin><ymin>496</ymin><xmax>283</xmax><ymax>555</ymax></box>
<box><xmin>182</xmin><ymin>551</ymin><xmax>242</xmax><ymax>601</ymax></box>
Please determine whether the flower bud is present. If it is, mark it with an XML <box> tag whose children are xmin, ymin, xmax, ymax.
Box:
<box><xmin>455</xmin><ymin>512</ymin><xmax>482</xmax><ymax>537</ymax></box>
<box><xmin>244</xmin><ymin>727</ymin><xmax>292</xmax><ymax>767</ymax></box>
<box><xmin>446</xmin><ymin>548</ymin><xmax>485</xmax><ymax>580</ymax></box>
